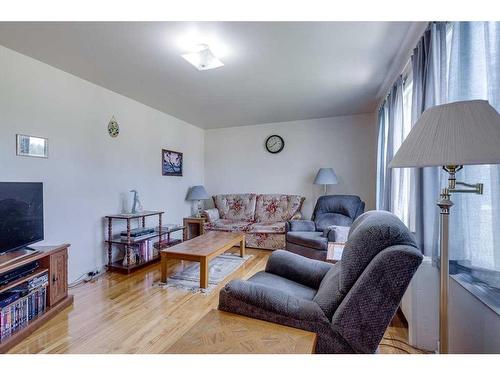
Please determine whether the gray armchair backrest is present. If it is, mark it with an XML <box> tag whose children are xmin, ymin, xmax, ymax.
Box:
<box><xmin>311</xmin><ymin>195</ymin><xmax>365</xmax><ymax>231</ymax></box>
<box><xmin>329</xmin><ymin>210</ymin><xmax>422</xmax><ymax>353</ymax></box>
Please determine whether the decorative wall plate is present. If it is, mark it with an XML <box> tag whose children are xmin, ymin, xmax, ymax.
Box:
<box><xmin>108</xmin><ymin>116</ymin><xmax>119</xmax><ymax>138</ymax></box>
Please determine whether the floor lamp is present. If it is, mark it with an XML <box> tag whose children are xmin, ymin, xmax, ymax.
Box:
<box><xmin>388</xmin><ymin>100</ymin><xmax>500</xmax><ymax>353</ymax></box>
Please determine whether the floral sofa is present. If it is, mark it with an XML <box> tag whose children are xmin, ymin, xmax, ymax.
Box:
<box><xmin>203</xmin><ymin>193</ymin><xmax>305</xmax><ymax>250</ymax></box>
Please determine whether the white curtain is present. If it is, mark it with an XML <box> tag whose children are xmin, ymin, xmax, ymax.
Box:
<box><xmin>447</xmin><ymin>22</ymin><xmax>500</xmax><ymax>273</ymax></box>
<box><xmin>376</xmin><ymin>77</ymin><xmax>409</xmax><ymax>224</ymax></box>
<box><xmin>378</xmin><ymin>22</ymin><xmax>500</xmax><ymax>284</ymax></box>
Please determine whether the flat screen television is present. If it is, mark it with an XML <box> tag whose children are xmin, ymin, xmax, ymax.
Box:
<box><xmin>0</xmin><ymin>182</ymin><xmax>44</xmax><ymax>253</ymax></box>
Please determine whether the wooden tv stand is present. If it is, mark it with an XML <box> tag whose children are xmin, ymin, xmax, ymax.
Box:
<box><xmin>0</xmin><ymin>244</ymin><xmax>73</xmax><ymax>353</ymax></box>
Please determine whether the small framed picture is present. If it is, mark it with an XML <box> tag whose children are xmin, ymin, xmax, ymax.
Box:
<box><xmin>16</xmin><ymin>134</ymin><xmax>48</xmax><ymax>158</ymax></box>
<box><xmin>162</xmin><ymin>149</ymin><xmax>183</xmax><ymax>176</ymax></box>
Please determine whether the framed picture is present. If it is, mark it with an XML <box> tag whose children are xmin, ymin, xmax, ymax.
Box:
<box><xmin>162</xmin><ymin>149</ymin><xmax>183</xmax><ymax>176</ymax></box>
<box><xmin>16</xmin><ymin>134</ymin><xmax>48</xmax><ymax>158</ymax></box>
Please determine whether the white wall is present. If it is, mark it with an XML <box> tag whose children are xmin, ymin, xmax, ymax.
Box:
<box><xmin>204</xmin><ymin>114</ymin><xmax>377</xmax><ymax>218</ymax></box>
<box><xmin>0</xmin><ymin>46</ymin><xmax>205</xmax><ymax>281</ymax></box>
<box><xmin>403</xmin><ymin>263</ymin><xmax>500</xmax><ymax>353</ymax></box>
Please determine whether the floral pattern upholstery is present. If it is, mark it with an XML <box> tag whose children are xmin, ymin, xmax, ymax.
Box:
<box><xmin>214</xmin><ymin>194</ymin><xmax>257</xmax><ymax>221</ymax></box>
<box><xmin>248</xmin><ymin>221</ymin><xmax>286</xmax><ymax>234</ymax></box>
<box><xmin>204</xmin><ymin>219</ymin><xmax>252</xmax><ymax>232</ymax></box>
<box><xmin>254</xmin><ymin>194</ymin><xmax>304</xmax><ymax>222</ymax></box>
<box><xmin>245</xmin><ymin>233</ymin><xmax>286</xmax><ymax>250</ymax></box>
<box><xmin>205</xmin><ymin>193</ymin><xmax>304</xmax><ymax>250</ymax></box>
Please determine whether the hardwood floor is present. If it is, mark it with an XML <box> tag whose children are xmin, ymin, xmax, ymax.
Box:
<box><xmin>8</xmin><ymin>247</ymin><xmax>422</xmax><ymax>354</ymax></box>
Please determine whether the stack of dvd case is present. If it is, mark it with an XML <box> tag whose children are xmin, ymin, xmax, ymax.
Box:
<box><xmin>0</xmin><ymin>273</ymin><xmax>49</xmax><ymax>341</ymax></box>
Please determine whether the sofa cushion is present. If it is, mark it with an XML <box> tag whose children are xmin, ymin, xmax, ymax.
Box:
<box><xmin>248</xmin><ymin>271</ymin><xmax>317</xmax><ymax>301</ymax></box>
<box><xmin>254</xmin><ymin>194</ymin><xmax>304</xmax><ymax>222</ymax></box>
<box><xmin>204</xmin><ymin>219</ymin><xmax>252</xmax><ymax>232</ymax></box>
<box><xmin>313</xmin><ymin>262</ymin><xmax>343</xmax><ymax>319</ymax></box>
<box><xmin>286</xmin><ymin>231</ymin><xmax>328</xmax><ymax>250</ymax></box>
<box><xmin>214</xmin><ymin>194</ymin><xmax>257</xmax><ymax>220</ymax></box>
<box><xmin>248</xmin><ymin>221</ymin><xmax>286</xmax><ymax>234</ymax></box>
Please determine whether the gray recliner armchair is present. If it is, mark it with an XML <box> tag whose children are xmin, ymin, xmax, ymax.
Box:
<box><xmin>286</xmin><ymin>195</ymin><xmax>365</xmax><ymax>260</ymax></box>
<box><xmin>219</xmin><ymin>211</ymin><xmax>423</xmax><ymax>354</ymax></box>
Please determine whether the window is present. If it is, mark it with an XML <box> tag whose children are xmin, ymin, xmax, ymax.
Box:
<box><xmin>390</xmin><ymin>72</ymin><xmax>414</xmax><ymax>230</ymax></box>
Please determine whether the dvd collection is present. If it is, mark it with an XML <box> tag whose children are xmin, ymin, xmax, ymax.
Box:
<box><xmin>0</xmin><ymin>273</ymin><xmax>49</xmax><ymax>341</ymax></box>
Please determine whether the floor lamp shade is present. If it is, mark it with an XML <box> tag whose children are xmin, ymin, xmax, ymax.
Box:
<box><xmin>388</xmin><ymin>99</ymin><xmax>500</xmax><ymax>354</ymax></box>
<box><xmin>389</xmin><ymin>100</ymin><xmax>500</xmax><ymax>168</ymax></box>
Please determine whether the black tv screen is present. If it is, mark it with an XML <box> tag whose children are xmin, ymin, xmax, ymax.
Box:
<box><xmin>0</xmin><ymin>182</ymin><xmax>44</xmax><ymax>253</ymax></box>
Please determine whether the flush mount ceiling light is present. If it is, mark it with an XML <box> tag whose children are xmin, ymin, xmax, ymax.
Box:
<box><xmin>181</xmin><ymin>44</ymin><xmax>224</xmax><ymax>71</ymax></box>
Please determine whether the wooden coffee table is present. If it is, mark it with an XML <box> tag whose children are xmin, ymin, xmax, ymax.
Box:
<box><xmin>166</xmin><ymin>310</ymin><xmax>317</xmax><ymax>354</ymax></box>
<box><xmin>160</xmin><ymin>231</ymin><xmax>245</xmax><ymax>288</ymax></box>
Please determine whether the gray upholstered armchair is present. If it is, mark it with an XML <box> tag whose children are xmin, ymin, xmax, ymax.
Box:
<box><xmin>219</xmin><ymin>211</ymin><xmax>423</xmax><ymax>354</ymax></box>
<box><xmin>286</xmin><ymin>195</ymin><xmax>365</xmax><ymax>260</ymax></box>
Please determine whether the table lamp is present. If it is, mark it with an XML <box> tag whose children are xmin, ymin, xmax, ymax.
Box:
<box><xmin>313</xmin><ymin>168</ymin><xmax>338</xmax><ymax>195</ymax></box>
<box><xmin>389</xmin><ymin>99</ymin><xmax>500</xmax><ymax>353</ymax></box>
<box><xmin>186</xmin><ymin>185</ymin><xmax>210</xmax><ymax>218</ymax></box>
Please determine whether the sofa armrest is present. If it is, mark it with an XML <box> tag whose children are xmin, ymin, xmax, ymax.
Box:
<box><xmin>285</xmin><ymin>219</ymin><xmax>316</xmax><ymax>232</ymax></box>
<box><xmin>219</xmin><ymin>279</ymin><xmax>328</xmax><ymax>324</ymax></box>
<box><xmin>203</xmin><ymin>208</ymin><xmax>220</xmax><ymax>222</ymax></box>
<box><xmin>265</xmin><ymin>250</ymin><xmax>332</xmax><ymax>289</ymax></box>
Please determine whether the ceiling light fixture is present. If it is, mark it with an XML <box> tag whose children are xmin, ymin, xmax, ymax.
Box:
<box><xmin>181</xmin><ymin>44</ymin><xmax>224</xmax><ymax>71</ymax></box>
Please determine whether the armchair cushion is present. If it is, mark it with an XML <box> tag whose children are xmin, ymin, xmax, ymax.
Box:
<box><xmin>265</xmin><ymin>250</ymin><xmax>332</xmax><ymax>289</ymax></box>
<box><xmin>286</xmin><ymin>231</ymin><xmax>328</xmax><ymax>251</ymax></box>
<box><xmin>312</xmin><ymin>195</ymin><xmax>365</xmax><ymax>231</ymax></box>
<box><xmin>285</xmin><ymin>219</ymin><xmax>316</xmax><ymax>232</ymax></box>
<box><xmin>248</xmin><ymin>271</ymin><xmax>317</xmax><ymax>300</ymax></box>
<box><xmin>315</xmin><ymin>213</ymin><xmax>353</xmax><ymax>231</ymax></box>
<box><xmin>220</xmin><ymin>279</ymin><xmax>328</xmax><ymax>324</ymax></box>
<box><xmin>313</xmin><ymin>262</ymin><xmax>343</xmax><ymax>318</ymax></box>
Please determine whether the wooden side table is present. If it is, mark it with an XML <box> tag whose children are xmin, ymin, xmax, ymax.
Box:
<box><xmin>183</xmin><ymin>217</ymin><xmax>206</xmax><ymax>241</ymax></box>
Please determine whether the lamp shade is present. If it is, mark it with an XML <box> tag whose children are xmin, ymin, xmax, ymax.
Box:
<box><xmin>186</xmin><ymin>185</ymin><xmax>210</xmax><ymax>201</ymax></box>
<box><xmin>389</xmin><ymin>100</ymin><xmax>500</xmax><ymax>168</ymax></box>
<box><xmin>313</xmin><ymin>168</ymin><xmax>338</xmax><ymax>185</ymax></box>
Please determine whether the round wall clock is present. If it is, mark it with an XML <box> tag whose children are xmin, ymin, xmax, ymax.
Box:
<box><xmin>265</xmin><ymin>135</ymin><xmax>285</xmax><ymax>154</ymax></box>
<box><xmin>108</xmin><ymin>116</ymin><xmax>120</xmax><ymax>138</ymax></box>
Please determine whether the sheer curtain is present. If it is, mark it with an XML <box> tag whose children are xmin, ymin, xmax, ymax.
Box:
<box><xmin>376</xmin><ymin>77</ymin><xmax>408</xmax><ymax>223</ymax></box>
<box><xmin>410</xmin><ymin>22</ymin><xmax>448</xmax><ymax>257</ymax></box>
<box><xmin>378</xmin><ymin>22</ymin><xmax>500</xmax><ymax>283</ymax></box>
<box><xmin>447</xmin><ymin>22</ymin><xmax>500</xmax><ymax>276</ymax></box>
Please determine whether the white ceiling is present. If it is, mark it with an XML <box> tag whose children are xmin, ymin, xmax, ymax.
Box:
<box><xmin>0</xmin><ymin>22</ymin><xmax>424</xmax><ymax>129</ymax></box>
